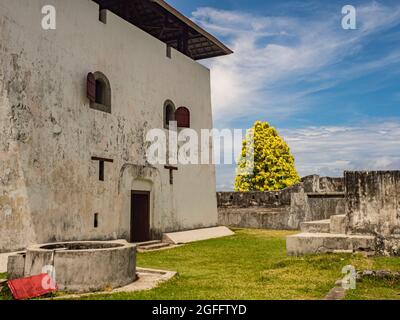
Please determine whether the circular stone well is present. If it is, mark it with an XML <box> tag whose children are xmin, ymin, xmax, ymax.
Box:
<box><xmin>24</xmin><ymin>240</ymin><xmax>136</xmax><ymax>293</ymax></box>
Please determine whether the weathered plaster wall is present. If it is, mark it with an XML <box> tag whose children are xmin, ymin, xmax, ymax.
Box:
<box><xmin>218</xmin><ymin>207</ymin><xmax>294</xmax><ymax>230</ymax></box>
<box><xmin>293</xmin><ymin>175</ymin><xmax>345</xmax><ymax>225</ymax></box>
<box><xmin>218</xmin><ymin>175</ymin><xmax>345</xmax><ymax>230</ymax></box>
<box><xmin>217</xmin><ymin>185</ymin><xmax>298</xmax><ymax>230</ymax></box>
<box><xmin>302</xmin><ymin>175</ymin><xmax>344</xmax><ymax>193</ymax></box>
<box><xmin>346</xmin><ymin>171</ymin><xmax>400</xmax><ymax>237</ymax></box>
<box><xmin>0</xmin><ymin>0</ymin><xmax>218</xmax><ymax>252</ymax></box>
<box><xmin>306</xmin><ymin>194</ymin><xmax>345</xmax><ymax>221</ymax></box>
<box><xmin>217</xmin><ymin>187</ymin><xmax>295</xmax><ymax>208</ymax></box>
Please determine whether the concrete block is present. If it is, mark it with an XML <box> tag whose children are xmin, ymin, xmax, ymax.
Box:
<box><xmin>300</xmin><ymin>220</ymin><xmax>330</xmax><ymax>233</ymax></box>
<box><xmin>163</xmin><ymin>226</ymin><xmax>234</xmax><ymax>244</ymax></box>
<box><xmin>330</xmin><ymin>215</ymin><xmax>347</xmax><ymax>234</ymax></box>
<box><xmin>7</xmin><ymin>253</ymin><xmax>26</xmax><ymax>279</ymax></box>
<box><xmin>287</xmin><ymin>232</ymin><xmax>375</xmax><ymax>256</ymax></box>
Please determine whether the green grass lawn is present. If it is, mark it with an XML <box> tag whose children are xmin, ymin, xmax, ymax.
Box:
<box><xmin>0</xmin><ymin>272</ymin><xmax>12</xmax><ymax>300</ymax></box>
<box><xmin>1</xmin><ymin>229</ymin><xmax>400</xmax><ymax>300</ymax></box>
<box><xmin>77</xmin><ymin>229</ymin><xmax>400</xmax><ymax>300</ymax></box>
<box><xmin>346</xmin><ymin>277</ymin><xmax>400</xmax><ymax>300</ymax></box>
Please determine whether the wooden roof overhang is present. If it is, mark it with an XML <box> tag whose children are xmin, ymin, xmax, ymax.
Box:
<box><xmin>93</xmin><ymin>0</ymin><xmax>233</xmax><ymax>60</ymax></box>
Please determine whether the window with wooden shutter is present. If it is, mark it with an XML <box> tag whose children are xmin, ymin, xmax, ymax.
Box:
<box><xmin>175</xmin><ymin>107</ymin><xmax>190</xmax><ymax>128</ymax></box>
<box><xmin>88</xmin><ymin>72</ymin><xmax>111</xmax><ymax>113</ymax></box>
<box><xmin>87</xmin><ymin>72</ymin><xmax>96</xmax><ymax>103</ymax></box>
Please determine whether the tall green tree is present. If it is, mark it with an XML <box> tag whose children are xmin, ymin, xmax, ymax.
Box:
<box><xmin>235</xmin><ymin>121</ymin><xmax>300</xmax><ymax>191</ymax></box>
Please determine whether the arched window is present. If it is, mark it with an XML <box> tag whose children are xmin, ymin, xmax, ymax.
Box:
<box><xmin>164</xmin><ymin>100</ymin><xmax>176</xmax><ymax>129</ymax></box>
<box><xmin>175</xmin><ymin>107</ymin><xmax>190</xmax><ymax>128</ymax></box>
<box><xmin>87</xmin><ymin>72</ymin><xmax>111</xmax><ymax>113</ymax></box>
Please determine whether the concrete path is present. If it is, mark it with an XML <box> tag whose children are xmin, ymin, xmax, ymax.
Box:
<box><xmin>324</xmin><ymin>278</ymin><xmax>350</xmax><ymax>300</ymax></box>
<box><xmin>50</xmin><ymin>267</ymin><xmax>176</xmax><ymax>299</ymax></box>
<box><xmin>163</xmin><ymin>226</ymin><xmax>234</xmax><ymax>244</ymax></box>
<box><xmin>324</xmin><ymin>285</ymin><xmax>347</xmax><ymax>300</ymax></box>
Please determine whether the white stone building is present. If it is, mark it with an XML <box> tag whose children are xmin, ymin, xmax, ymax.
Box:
<box><xmin>0</xmin><ymin>0</ymin><xmax>232</xmax><ymax>252</ymax></box>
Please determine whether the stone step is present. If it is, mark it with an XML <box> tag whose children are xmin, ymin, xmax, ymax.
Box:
<box><xmin>330</xmin><ymin>215</ymin><xmax>347</xmax><ymax>234</ymax></box>
<box><xmin>300</xmin><ymin>220</ymin><xmax>331</xmax><ymax>233</ymax></box>
<box><xmin>138</xmin><ymin>242</ymin><xmax>171</xmax><ymax>251</ymax></box>
<box><xmin>135</xmin><ymin>240</ymin><xmax>162</xmax><ymax>247</ymax></box>
<box><xmin>286</xmin><ymin>232</ymin><xmax>375</xmax><ymax>256</ymax></box>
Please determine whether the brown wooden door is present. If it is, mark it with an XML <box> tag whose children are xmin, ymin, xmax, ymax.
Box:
<box><xmin>131</xmin><ymin>191</ymin><xmax>150</xmax><ymax>242</ymax></box>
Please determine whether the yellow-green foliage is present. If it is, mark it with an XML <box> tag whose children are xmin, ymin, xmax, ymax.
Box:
<box><xmin>235</xmin><ymin>121</ymin><xmax>300</xmax><ymax>191</ymax></box>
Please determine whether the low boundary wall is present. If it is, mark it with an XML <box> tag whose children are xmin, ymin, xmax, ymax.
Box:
<box><xmin>218</xmin><ymin>175</ymin><xmax>345</xmax><ymax>230</ymax></box>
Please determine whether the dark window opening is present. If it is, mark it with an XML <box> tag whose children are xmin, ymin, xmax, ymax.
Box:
<box><xmin>99</xmin><ymin>160</ymin><xmax>105</xmax><ymax>181</ymax></box>
<box><xmin>164</xmin><ymin>100</ymin><xmax>176</xmax><ymax>129</ymax></box>
<box><xmin>87</xmin><ymin>72</ymin><xmax>111</xmax><ymax>113</ymax></box>
<box><xmin>94</xmin><ymin>213</ymin><xmax>99</xmax><ymax>228</ymax></box>
<box><xmin>166</xmin><ymin>45</ymin><xmax>172</xmax><ymax>58</ymax></box>
<box><xmin>91</xmin><ymin>156</ymin><xmax>113</xmax><ymax>182</ymax></box>
<box><xmin>95</xmin><ymin>79</ymin><xmax>106</xmax><ymax>105</ymax></box>
<box><xmin>166</xmin><ymin>105</ymin><xmax>175</xmax><ymax>124</ymax></box>
<box><xmin>99</xmin><ymin>9</ymin><xmax>107</xmax><ymax>24</ymax></box>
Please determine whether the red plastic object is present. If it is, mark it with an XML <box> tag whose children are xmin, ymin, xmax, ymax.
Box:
<box><xmin>8</xmin><ymin>274</ymin><xmax>57</xmax><ymax>300</ymax></box>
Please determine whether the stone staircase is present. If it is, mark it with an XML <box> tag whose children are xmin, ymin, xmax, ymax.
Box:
<box><xmin>287</xmin><ymin>214</ymin><xmax>376</xmax><ymax>255</ymax></box>
<box><xmin>135</xmin><ymin>240</ymin><xmax>174</xmax><ymax>252</ymax></box>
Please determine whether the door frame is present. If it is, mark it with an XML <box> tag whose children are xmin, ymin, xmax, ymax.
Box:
<box><xmin>130</xmin><ymin>190</ymin><xmax>151</xmax><ymax>243</ymax></box>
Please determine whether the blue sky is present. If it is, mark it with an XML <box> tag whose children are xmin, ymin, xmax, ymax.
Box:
<box><xmin>169</xmin><ymin>0</ymin><xmax>400</xmax><ymax>190</ymax></box>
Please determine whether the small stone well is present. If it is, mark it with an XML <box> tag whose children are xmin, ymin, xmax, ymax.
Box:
<box><xmin>8</xmin><ymin>240</ymin><xmax>136</xmax><ymax>293</ymax></box>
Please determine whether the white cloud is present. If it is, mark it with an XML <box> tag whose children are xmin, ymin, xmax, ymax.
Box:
<box><xmin>282</xmin><ymin>120</ymin><xmax>400</xmax><ymax>177</ymax></box>
<box><xmin>216</xmin><ymin>120</ymin><xmax>400</xmax><ymax>190</ymax></box>
<box><xmin>193</xmin><ymin>3</ymin><xmax>400</xmax><ymax>190</ymax></box>
<box><xmin>192</xmin><ymin>3</ymin><xmax>400</xmax><ymax>124</ymax></box>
